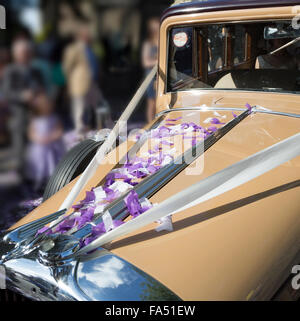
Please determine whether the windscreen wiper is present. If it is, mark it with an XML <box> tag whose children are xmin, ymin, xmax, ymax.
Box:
<box><xmin>269</xmin><ymin>36</ymin><xmax>300</xmax><ymax>55</ymax></box>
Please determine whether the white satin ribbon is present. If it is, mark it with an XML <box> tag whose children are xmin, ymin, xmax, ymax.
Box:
<box><xmin>155</xmin><ymin>215</ymin><xmax>173</xmax><ymax>232</ymax></box>
<box><xmin>76</xmin><ymin>131</ymin><xmax>300</xmax><ymax>256</ymax></box>
<box><xmin>59</xmin><ymin>65</ymin><xmax>158</xmax><ymax>212</ymax></box>
<box><xmin>102</xmin><ymin>211</ymin><xmax>114</xmax><ymax>232</ymax></box>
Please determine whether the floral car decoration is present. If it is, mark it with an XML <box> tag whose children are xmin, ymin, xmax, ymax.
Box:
<box><xmin>36</xmin><ymin>106</ymin><xmax>249</xmax><ymax>248</ymax></box>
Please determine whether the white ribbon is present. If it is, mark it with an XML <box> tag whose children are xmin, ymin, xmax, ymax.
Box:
<box><xmin>155</xmin><ymin>215</ymin><xmax>173</xmax><ymax>232</ymax></box>
<box><xmin>94</xmin><ymin>204</ymin><xmax>105</xmax><ymax>215</ymax></box>
<box><xmin>93</xmin><ymin>186</ymin><xmax>106</xmax><ymax>200</ymax></box>
<box><xmin>102</xmin><ymin>211</ymin><xmax>114</xmax><ymax>232</ymax></box>
<box><xmin>59</xmin><ymin>65</ymin><xmax>158</xmax><ymax>212</ymax></box>
<box><xmin>76</xmin><ymin>131</ymin><xmax>300</xmax><ymax>256</ymax></box>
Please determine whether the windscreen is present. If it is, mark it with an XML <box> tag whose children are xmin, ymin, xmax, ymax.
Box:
<box><xmin>167</xmin><ymin>20</ymin><xmax>300</xmax><ymax>94</ymax></box>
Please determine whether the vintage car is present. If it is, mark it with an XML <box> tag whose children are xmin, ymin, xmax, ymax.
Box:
<box><xmin>1</xmin><ymin>0</ymin><xmax>300</xmax><ymax>301</ymax></box>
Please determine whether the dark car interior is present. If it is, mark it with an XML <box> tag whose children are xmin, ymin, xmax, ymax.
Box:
<box><xmin>168</xmin><ymin>20</ymin><xmax>300</xmax><ymax>93</ymax></box>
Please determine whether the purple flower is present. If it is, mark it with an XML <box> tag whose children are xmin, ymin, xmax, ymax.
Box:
<box><xmin>124</xmin><ymin>190</ymin><xmax>144</xmax><ymax>218</ymax></box>
<box><xmin>114</xmin><ymin>172</ymin><xmax>130</xmax><ymax>180</ymax></box>
<box><xmin>103</xmin><ymin>186</ymin><xmax>113</xmax><ymax>194</ymax></box>
<box><xmin>207</xmin><ymin>126</ymin><xmax>218</xmax><ymax>133</ymax></box>
<box><xmin>104</xmin><ymin>173</ymin><xmax>115</xmax><ymax>186</ymax></box>
<box><xmin>55</xmin><ymin>218</ymin><xmax>76</xmax><ymax>233</ymax></box>
<box><xmin>72</xmin><ymin>203</ymin><xmax>83</xmax><ymax>210</ymax></box>
<box><xmin>245</xmin><ymin>103</ymin><xmax>252</xmax><ymax>112</ymax></box>
<box><xmin>127</xmin><ymin>179</ymin><xmax>138</xmax><ymax>186</ymax></box>
<box><xmin>210</xmin><ymin>118</ymin><xmax>225</xmax><ymax>125</ymax></box>
<box><xmin>75</xmin><ymin>207</ymin><xmax>95</xmax><ymax>229</ymax></box>
<box><xmin>190</xmin><ymin>122</ymin><xmax>201</xmax><ymax>130</ymax></box>
<box><xmin>232</xmin><ymin>112</ymin><xmax>238</xmax><ymax>118</ymax></box>
<box><xmin>147</xmin><ymin>164</ymin><xmax>159</xmax><ymax>174</ymax></box>
<box><xmin>105</xmin><ymin>190</ymin><xmax>120</xmax><ymax>202</ymax></box>
<box><xmin>151</xmin><ymin>126</ymin><xmax>171</xmax><ymax>138</ymax></box>
<box><xmin>92</xmin><ymin>222</ymin><xmax>106</xmax><ymax>236</ymax></box>
<box><xmin>124</xmin><ymin>178</ymin><xmax>137</xmax><ymax>186</ymax></box>
<box><xmin>79</xmin><ymin>238</ymin><xmax>90</xmax><ymax>248</ymax></box>
<box><xmin>36</xmin><ymin>226</ymin><xmax>53</xmax><ymax>236</ymax></box>
<box><xmin>84</xmin><ymin>191</ymin><xmax>95</xmax><ymax>203</ymax></box>
<box><xmin>137</xmin><ymin>170</ymin><xmax>148</xmax><ymax>178</ymax></box>
<box><xmin>181</xmin><ymin>123</ymin><xmax>190</xmax><ymax>129</ymax></box>
<box><xmin>135</xmin><ymin>133</ymin><xmax>142</xmax><ymax>140</ymax></box>
<box><xmin>127</xmin><ymin>163</ymin><xmax>148</xmax><ymax>179</ymax></box>
<box><xmin>80</xmin><ymin>222</ymin><xmax>106</xmax><ymax>247</ymax></box>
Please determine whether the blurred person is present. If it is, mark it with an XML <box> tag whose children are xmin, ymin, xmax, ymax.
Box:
<box><xmin>1</xmin><ymin>39</ymin><xmax>45</xmax><ymax>178</ymax></box>
<box><xmin>25</xmin><ymin>91</ymin><xmax>65</xmax><ymax>191</ymax></box>
<box><xmin>142</xmin><ymin>17</ymin><xmax>160</xmax><ymax>123</ymax></box>
<box><xmin>2</xmin><ymin>38</ymin><xmax>44</xmax><ymax>107</ymax></box>
<box><xmin>63</xmin><ymin>23</ymin><xmax>102</xmax><ymax>135</ymax></box>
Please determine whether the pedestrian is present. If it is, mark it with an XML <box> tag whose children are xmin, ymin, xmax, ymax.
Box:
<box><xmin>2</xmin><ymin>38</ymin><xmax>44</xmax><ymax>108</ymax></box>
<box><xmin>63</xmin><ymin>23</ymin><xmax>102</xmax><ymax>135</ymax></box>
<box><xmin>1</xmin><ymin>38</ymin><xmax>45</xmax><ymax>176</ymax></box>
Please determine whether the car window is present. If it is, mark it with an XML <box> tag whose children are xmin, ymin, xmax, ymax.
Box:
<box><xmin>208</xmin><ymin>25</ymin><xmax>224</xmax><ymax>72</ymax></box>
<box><xmin>167</xmin><ymin>20</ymin><xmax>300</xmax><ymax>94</ymax></box>
<box><xmin>167</xmin><ymin>27</ymin><xmax>194</xmax><ymax>91</ymax></box>
<box><xmin>233</xmin><ymin>25</ymin><xmax>246</xmax><ymax>64</ymax></box>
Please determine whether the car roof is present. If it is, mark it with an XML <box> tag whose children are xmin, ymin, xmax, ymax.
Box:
<box><xmin>162</xmin><ymin>0</ymin><xmax>300</xmax><ymax>22</ymax></box>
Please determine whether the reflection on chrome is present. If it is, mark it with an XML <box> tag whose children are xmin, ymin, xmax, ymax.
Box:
<box><xmin>0</xmin><ymin>241</ymin><xmax>180</xmax><ymax>301</ymax></box>
<box><xmin>78</xmin><ymin>256</ymin><xmax>130</xmax><ymax>290</ymax></box>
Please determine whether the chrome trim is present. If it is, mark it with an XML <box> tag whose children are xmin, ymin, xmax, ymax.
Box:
<box><xmin>0</xmin><ymin>245</ymin><xmax>180</xmax><ymax>301</ymax></box>
<box><xmin>3</xmin><ymin>210</ymin><xmax>66</xmax><ymax>245</ymax></box>
<box><xmin>0</xmin><ymin>210</ymin><xmax>67</xmax><ymax>264</ymax></box>
<box><xmin>156</xmin><ymin>106</ymin><xmax>300</xmax><ymax>119</ymax></box>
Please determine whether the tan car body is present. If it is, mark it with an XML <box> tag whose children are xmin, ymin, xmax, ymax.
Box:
<box><xmin>10</xmin><ymin>5</ymin><xmax>300</xmax><ymax>300</ymax></box>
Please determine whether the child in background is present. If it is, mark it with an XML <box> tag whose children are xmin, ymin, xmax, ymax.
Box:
<box><xmin>25</xmin><ymin>92</ymin><xmax>65</xmax><ymax>190</ymax></box>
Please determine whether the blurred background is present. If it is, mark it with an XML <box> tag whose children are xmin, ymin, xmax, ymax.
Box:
<box><xmin>0</xmin><ymin>0</ymin><xmax>173</xmax><ymax>231</ymax></box>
